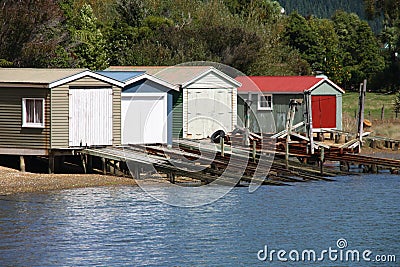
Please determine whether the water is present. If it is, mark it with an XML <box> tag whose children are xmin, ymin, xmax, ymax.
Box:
<box><xmin>0</xmin><ymin>174</ymin><xmax>398</xmax><ymax>266</ymax></box>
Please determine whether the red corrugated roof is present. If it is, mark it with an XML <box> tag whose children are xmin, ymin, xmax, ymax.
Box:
<box><xmin>236</xmin><ymin>76</ymin><xmax>325</xmax><ymax>93</ymax></box>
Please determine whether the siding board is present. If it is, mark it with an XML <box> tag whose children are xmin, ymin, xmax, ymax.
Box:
<box><xmin>172</xmin><ymin>90</ymin><xmax>183</xmax><ymax>138</ymax></box>
<box><xmin>0</xmin><ymin>87</ymin><xmax>50</xmax><ymax>151</ymax></box>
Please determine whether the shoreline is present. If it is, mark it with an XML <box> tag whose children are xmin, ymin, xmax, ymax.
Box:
<box><xmin>0</xmin><ymin>166</ymin><xmax>137</xmax><ymax>195</ymax></box>
<box><xmin>0</xmin><ymin>147</ymin><xmax>398</xmax><ymax>195</ymax></box>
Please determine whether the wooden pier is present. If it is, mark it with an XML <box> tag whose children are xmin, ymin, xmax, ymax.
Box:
<box><xmin>77</xmin><ymin>133</ymin><xmax>399</xmax><ymax>187</ymax></box>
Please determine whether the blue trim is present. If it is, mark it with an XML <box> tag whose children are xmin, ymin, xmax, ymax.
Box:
<box><xmin>96</xmin><ymin>71</ymin><xmax>145</xmax><ymax>82</ymax></box>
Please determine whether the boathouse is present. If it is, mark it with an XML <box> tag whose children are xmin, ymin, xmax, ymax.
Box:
<box><xmin>236</xmin><ymin>76</ymin><xmax>344</xmax><ymax>133</ymax></box>
<box><xmin>96</xmin><ymin>71</ymin><xmax>178</xmax><ymax>145</ymax></box>
<box><xmin>0</xmin><ymin>68</ymin><xmax>124</xmax><ymax>158</ymax></box>
<box><xmin>108</xmin><ymin>66</ymin><xmax>241</xmax><ymax>139</ymax></box>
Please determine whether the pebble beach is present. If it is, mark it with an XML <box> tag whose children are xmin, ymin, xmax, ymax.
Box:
<box><xmin>0</xmin><ymin>166</ymin><xmax>137</xmax><ymax>195</ymax></box>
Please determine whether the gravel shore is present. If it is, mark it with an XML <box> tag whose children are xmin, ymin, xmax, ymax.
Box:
<box><xmin>0</xmin><ymin>166</ymin><xmax>137</xmax><ymax>195</ymax></box>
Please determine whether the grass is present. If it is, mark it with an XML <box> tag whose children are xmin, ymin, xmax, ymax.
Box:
<box><xmin>342</xmin><ymin>91</ymin><xmax>400</xmax><ymax>139</ymax></box>
<box><xmin>342</xmin><ymin>91</ymin><xmax>398</xmax><ymax>120</ymax></box>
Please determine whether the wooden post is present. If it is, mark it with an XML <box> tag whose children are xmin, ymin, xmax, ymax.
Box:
<box><xmin>169</xmin><ymin>173</ymin><xmax>176</xmax><ymax>184</ymax></box>
<box><xmin>87</xmin><ymin>155</ymin><xmax>93</xmax><ymax>174</ymax></box>
<box><xmin>381</xmin><ymin>104</ymin><xmax>385</xmax><ymax>120</ymax></box>
<box><xmin>357</xmin><ymin>80</ymin><xmax>367</xmax><ymax>151</ymax></box>
<box><xmin>101</xmin><ymin>157</ymin><xmax>106</xmax><ymax>175</ymax></box>
<box><xmin>285</xmin><ymin>142</ymin><xmax>289</xmax><ymax>170</ymax></box>
<box><xmin>220</xmin><ymin>137</ymin><xmax>225</xmax><ymax>157</ymax></box>
<box><xmin>320</xmin><ymin>147</ymin><xmax>324</xmax><ymax>175</ymax></box>
<box><xmin>371</xmin><ymin>164</ymin><xmax>378</xmax><ymax>174</ymax></box>
<box><xmin>335</xmin><ymin>133</ymin><xmax>340</xmax><ymax>144</ymax></box>
<box><xmin>81</xmin><ymin>154</ymin><xmax>87</xmax><ymax>174</ymax></box>
<box><xmin>48</xmin><ymin>153</ymin><xmax>55</xmax><ymax>174</ymax></box>
<box><xmin>370</xmin><ymin>139</ymin><xmax>377</xmax><ymax>149</ymax></box>
<box><xmin>245</xmin><ymin>93</ymin><xmax>252</xmax><ymax>129</ymax></box>
<box><xmin>394</xmin><ymin>142</ymin><xmax>399</xmax><ymax>151</ymax></box>
<box><xmin>285</xmin><ymin>107</ymin><xmax>292</xmax><ymax>169</ymax></box>
<box><xmin>340</xmin><ymin>161</ymin><xmax>349</xmax><ymax>172</ymax></box>
<box><xmin>305</xmin><ymin>92</ymin><xmax>314</xmax><ymax>154</ymax></box>
<box><xmin>20</xmin><ymin>156</ymin><xmax>26</xmax><ymax>172</ymax></box>
<box><xmin>112</xmin><ymin>160</ymin><xmax>116</xmax><ymax>175</ymax></box>
<box><xmin>134</xmin><ymin>164</ymin><xmax>140</xmax><ymax>180</ymax></box>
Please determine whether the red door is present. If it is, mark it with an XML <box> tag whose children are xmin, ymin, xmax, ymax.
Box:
<box><xmin>311</xmin><ymin>95</ymin><xmax>336</xmax><ymax>129</ymax></box>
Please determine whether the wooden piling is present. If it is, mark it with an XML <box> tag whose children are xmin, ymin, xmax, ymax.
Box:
<box><xmin>371</xmin><ymin>164</ymin><xmax>378</xmax><ymax>174</ymax></box>
<box><xmin>134</xmin><ymin>164</ymin><xmax>140</xmax><ymax>179</ymax></box>
<box><xmin>101</xmin><ymin>157</ymin><xmax>106</xmax><ymax>175</ymax></box>
<box><xmin>370</xmin><ymin>139</ymin><xmax>377</xmax><ymax>149</ymax></box>
<box><xmin>357</xmin><ymin>80</ymin><xmax>366</xmax><ymax>151</ymax></box>
<box><xmin>48</xmin><ymin>153</ymin><xmax>55</xmax><ymax>174</ymax></box>
<box><xmin>87</xmin><ymin>155</ymin><xmax>93</xmax><ymax>174</ymax></box>
<box><xmin>334</xmin><ymin>133</ymin><xmax>341</xmax><ymax>144</ymax></box>
<box><xmin>81</xmin><ymin>154</ymin><xmax>87</xmax><ymax>174</ymax></box>
<box><xmin>394</xmin><ymin>142</ymin><xmax>399</xmax><ymax>151</ymax></box>
<box><xmin>305</xmin><ymin>92</ymin><xmax>314</xmax><ymax>154</ymax></box>
<box><xmin>285</xmin><ymin>143</ymin><xmax>289</xmax><ymax>170</ymax></box>
<box><xmin>169</xmin><ymin>173</ymin><xmax>176</xmax><ymax>184</ymax></box>
<box><xmin>340</xmin><ymin>161</ymin><xmax>349</xmax><ymax>172</ymax></box>
<box><xmin>320</xmin><ymin>147</ymin><xmax>324</xmax><ymax>175</ymax></box>
<box><xmin>20</xmin><ymin>155</ymin><xmax>25</xmax><ymax>172</ymax></box>
<box><xmin>220</xmin><ymin>137</ymin><xmax>225</xmax><ymax>157</ymax></box>
<box><xmin>317</xmin><ymin>132</ymin><xmax>325</xmax><ymax>142</ymax></box>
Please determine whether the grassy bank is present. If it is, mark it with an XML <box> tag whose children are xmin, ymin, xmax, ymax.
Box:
<box><xmin>342</xmin><ymin>92</ymin><xmax>397</xmax><ymax>120</ymax></box>
<box><xmin>342</xmin><ymin>92</ymin><xmax>400</xmax><ymax>139</ymax></box>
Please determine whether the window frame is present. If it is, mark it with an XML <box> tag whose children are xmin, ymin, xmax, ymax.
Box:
<box><xmin>22</xmin><ymin>98</ymin><xmax>45</xmax><ymax>128</ymax></box>
<box><xmin>257</xmin><ymin>93</ymin><xmax>273</xmax><ymax>111</ymax></box>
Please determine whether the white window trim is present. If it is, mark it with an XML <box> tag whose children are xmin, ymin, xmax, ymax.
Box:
<box><xmin>22</xmin><ymin>98</ymin><xmax>45</xmax><ymax>128</ymax></box>
<box><xmin>257</xmin><ymin>93</ymin><xmax>273</xmax><ymax>111</ymax></box>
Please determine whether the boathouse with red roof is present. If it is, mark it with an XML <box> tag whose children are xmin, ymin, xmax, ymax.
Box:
<box><xmin>236</xmin><ymin>75</ymin><xmax>344</xmax><ymax>133</ymax></box>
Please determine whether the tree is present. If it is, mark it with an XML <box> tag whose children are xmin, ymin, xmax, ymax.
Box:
<box><xmin>69</xmin><ymin>3</ymin><xmax>109</xmax><ymax>70</ymax></box>
<box><xmin>283</xmin><ymin>12</ymin><xmax>325</xmax><ymax>71</ymax></box>
<box><xmin>332</xmin><ymin>10</ymin><xmax>385</xmax><ymax>90</ymax></box>
<box><xmin>308</xmin><ymin>17</ymin><xmax>348</xmax><ymax>84</ymax></box>
<box><xmin>364</xmin><ymin>0</ymin><xmax>400</xmax><ymax>91</ymax></box>
<box><xmin>0</xmin><ymin>0</ymin><xmax>65</xmax><ymax>67</ymax></box>
<box><xmin>394</xmin><ymin>90</ymin><xmax>400</xmax><ymax>115</ymax></box>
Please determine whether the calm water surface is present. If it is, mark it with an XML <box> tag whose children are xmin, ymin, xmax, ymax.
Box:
<box><xmin>0</xmin><ymin>174</ymin><xmax>398</xmax><ymax>266</ymax></box>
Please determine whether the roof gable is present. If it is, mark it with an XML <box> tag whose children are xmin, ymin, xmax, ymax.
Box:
<box><xmin>236</xmin><ymin>76</ymin><xmax>344</xmax><ymax>94</ymax></box>
<box><xmin>0</xmin><ymin>68</ymin><xmax>125</xmax><ymax>88</ymax></box>
<box><xmin>107</xmin><ymin>66</ymin><xmax>241</xmax><ymax>88</ymax></box>
<box><xmin>97</xmin><ymin>70</ymin><xmax>178</xmax><ymax>91</ymax></box>
<box><xmin>0</xmin><ymin>68</ymin><xmax>85</xmax><ymax>85</ymax></box>
<box><xmin>96</xmin><ymin>71</ymin><xmax>145</xmax><ymax>82</ymax></box>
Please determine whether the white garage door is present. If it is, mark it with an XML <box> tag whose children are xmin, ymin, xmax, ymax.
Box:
<box><xmin>187</xmin><ymin>89</ymin><xmax>233</xmax><ymax>139</ymax></box>
<box><xmin>69</xmin><ymin>88</ymin><xmax>113</xmax><ymax>147</ymax></box>
<box><xmin>121</xmin><ymin>93</ymin><xmax>167</xmax><ymax>144</ymax></box>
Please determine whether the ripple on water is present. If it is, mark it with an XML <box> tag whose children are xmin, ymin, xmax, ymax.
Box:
<box><xmin>0</xmin><ymin>175</ymin><xmax>398</xmax><ymax>266</ymax></box>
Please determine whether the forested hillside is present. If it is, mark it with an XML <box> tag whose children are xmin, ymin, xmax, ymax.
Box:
<box><xmin>279</xmin><ymin>0</ymin><xmax>365</xmax><ymax>18</ymax></box>
<box><xmin>0</xmin><ymin>0</ymin><xmax>399</xmax><ymax>91</ymax></box>
<box><xmin>278</xmin><ymin>0</ymin><xmax>381</xmax><ymax>32</ymax></box>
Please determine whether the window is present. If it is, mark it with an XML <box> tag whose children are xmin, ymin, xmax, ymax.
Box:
<box><xmin>22</xmin><ymin>98</ymin><xmax>44</xmax><ymax>128</ymax></box>
<box><xmin>258</xmin><ymin>94</ymin><xmax>272</xmax><ymax>110</ymax></box>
